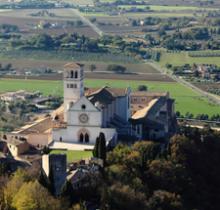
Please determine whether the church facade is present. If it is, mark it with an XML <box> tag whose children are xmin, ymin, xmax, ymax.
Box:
<box><xmin>52</xmin><ymin>63</ymin><xmax>129</xmax><ymax>146</ymax></box>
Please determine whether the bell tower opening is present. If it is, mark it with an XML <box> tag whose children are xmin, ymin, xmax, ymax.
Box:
<box><xmin>63</xmin><ymin>63</ymin><xmax>84</xmax><ymax>122</ymax></box>
<box><xmin>75</xmin><ymin>71</ymin><xmax>78</xmax><ymax>78</ymax></box>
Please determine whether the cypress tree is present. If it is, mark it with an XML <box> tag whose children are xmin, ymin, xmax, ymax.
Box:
<box><xmin>93</xmin><ymin>136</ymin><xmax>100</xmax><ymax>158</ymax></box>
<box><xmin>98</xmin><ymin>132</ymin><xmax>106</xmax><ymax>164</ymax></box>
<box><xmin>38</xmin><ymin>169</ymin><xmax>49</xmax><ymax>189</ymax></box>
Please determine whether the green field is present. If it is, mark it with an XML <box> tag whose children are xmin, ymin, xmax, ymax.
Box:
<box><xmin>159</xmin><ymin>51</ymin><xmax>220</xmax><ymax>67</ymax></box>
<box><xmin>82</xmin><ymin>11</ymin><xmax>195</xmax><ymax>18</ymax></box>
<box><xmin>0</xmin><ymin>78</ymin><xmax>219</xmax><ymax>116</ymax></box>
<box><xmin>50</xmin><ymin>150</ymin><xmax>92</xmax><ymax>163</ymax></box>
<box><xmin>118</xmin><ymin>5</ymin><xmax>216</xmax><ymax>11</ymax></box>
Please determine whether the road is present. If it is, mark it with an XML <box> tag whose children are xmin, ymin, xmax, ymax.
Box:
<box><xmin>71</xmin><ymin>9</ymin><xmax>104</xmax><ymax>37</ymax></box>
<box><xmin>149</xmin><ymin>62</ymin><xmax>220</xmax><ymax>105</ymax></box>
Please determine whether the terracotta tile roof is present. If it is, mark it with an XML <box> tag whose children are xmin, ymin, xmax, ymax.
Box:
<box><xmin>86</xmin><ymin>86</ymin><xmax>127</xmax><ymax>106</ymax></box>
<box><xmin>64</xmin><ymin>62</ymin><xmax>82</xmax><ymax>69</ymax></box>
<box><xmin>86</xmin><ymin>87</ymin><xmax>127</xmax><ymax>97</ymax></box>
<box><xmin>132</xmin><ymin>98</ymin><xmax>158</xmax><ymax>120</ymax></box>
<box><xmin>131</xmin><ymin>91</ymin><xmax>168</xmax><ymax>97</ymax></box>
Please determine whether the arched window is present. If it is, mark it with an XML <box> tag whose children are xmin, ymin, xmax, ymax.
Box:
<box><xmin>79</xmin><ymin>133</ymin><xmax>84</xmax><ymax>143</ymax></box>
<box><xmin>59</xmin><ymin>137</ymin><xmax>62</xmax><ymax>142</ymax></box>
<box><xmin>85</xmin><ymin>133</ymin><xmax>89</xmax><ymax>143</ymax></box>
<box><xmin>75</xmin><ymin>71</ymin><xmax>78</xmax><ymax>79</ymax></box>
<box><xmin>70</xmin><ymin>71</ymin><xmax>74</xmax><ymax>78</ymax></box>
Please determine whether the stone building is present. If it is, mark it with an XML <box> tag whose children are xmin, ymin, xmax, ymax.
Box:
<box><xmin>42</xmin><ymin>154</ymin><xmax>67</xmax><ymax>196</ymax></box>
<box><xmin>50</xmin><ymin>62</ymin><xmax>176</xmax><ymax>149</ymax></box>
<box><xmin>6</xmin><ymin>62</ymin><xmax>176</xmax><ymax>151</ymax></box>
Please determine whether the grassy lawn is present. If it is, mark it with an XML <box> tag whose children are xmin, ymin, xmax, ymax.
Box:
<box><xmin>159</xmin><ymin>51</ymin><xmax>220</xmax><ymax>67</ymax></box>
<box><xmin>50</xmin><ymin>150</ymin><xmax>92</xmax><ymax>163</ymax></box>
<box><xmin>0</xmin><ymin>78</ymin><xmax>219</xmax><ymax>116</ymax></box>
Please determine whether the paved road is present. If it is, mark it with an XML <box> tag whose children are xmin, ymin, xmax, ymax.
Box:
<box><xmin>149</xmin><ymin>62</ymin><xmax>220</xmax><ymax>105</ymax></box>
<box><xmin>71</xmin><ymin>9</ymin><xmax>104</xmax><ymax>37</ymax></box>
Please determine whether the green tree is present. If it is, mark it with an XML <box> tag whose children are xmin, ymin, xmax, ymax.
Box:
<box><xmin>147</xmin><ymin>190</ymin><xmax>183</xmax><ymax>210</ymax></box>
<box><xmin>93</xmin><ymin>137</ymin><xmax>100</xmax><ymax>158</ymax></box>
<box><xmin>4</xmin><ymin>169</ymin><xmax>31</xmax><ymax>207</ymax></box>
<box><xmin>90</xmin><ymin>64</ymin><xmax>96</xmax><ymax>72</ymax></box>
<box><xmin>106</xmin><ymin>64</ymin><xmax>126</xmax><ymax>74</ymax></box>
<box><xmin>12</xmin><ymin>180</ymin><xmax>61</xmax><ymax>210</ymax></box>
<box><xmin>106</xmin><ymin>183</ymin><xmax>147</xmax><ymax>210</ymax></box>
<box><xmin>98</xmin><ymin>132</ymin><xmax>106</xmax><ymax>163</ymax></box>
<box><xmin>93</xmin><ymin>133</ymin><xmax>106</xmax><ymax>164</ymax></box>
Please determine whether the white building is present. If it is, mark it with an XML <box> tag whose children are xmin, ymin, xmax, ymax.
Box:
<box><xmin>51</xmin><ymin>63</ymin><xmax>130</xmax><ymax>148</ymax></box>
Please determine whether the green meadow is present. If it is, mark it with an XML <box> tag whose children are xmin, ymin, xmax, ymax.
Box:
<box><xmin>50</xmin><ymin>150</ymin><xmax>92</xmax><ymax>162</ymax></box>
<box><xmin>159</xmin><ymin>51</ymin><xmax>220</xmax><ymax>67</ymax></box>
<box><xmin>118</xmin><ymin>5</ymin><xmax>215</xmax><ymax>11</ymax></box>
<box><xmin>0</xmin><ymin>78</ymin><xmax>219</xmax><ymax>116</ymax></box>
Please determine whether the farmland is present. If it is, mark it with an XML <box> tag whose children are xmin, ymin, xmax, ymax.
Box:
<box><xmin>118</xmin><ymin>5</ymin><xmax>216</xmax><ymax>11</ymax></box>
<box><xmin>81</xmin><ymin>11</ymin><xmax>196</xmax><ymax>18</ymax></box>
<box><xmin>0</xmin><ymin>1</ymin><xmax>219</xmax><ymax>117</ymax></box>
<box><xmin>0</xmin><ymin>49</ymin><xmax>137</xmax><ymax>65</ymax></box>
<box><xmin>0</xmin><ymin>55</ymin><xmax>158</xmax><ymax>73</ymax></box>
<box><xmin>159</xmin><ymin>51</ymin><xmax>220</xmax><ymax>67</ymax></box>
<box><xmin>0</xmin><ymin>78</ymin><xmax>219</xmax><ymax>116</ymax></box>
<box><xmin>0</xmin><ymin>8</ymin><xmax>99</xmax><ymax>37</ymax></box>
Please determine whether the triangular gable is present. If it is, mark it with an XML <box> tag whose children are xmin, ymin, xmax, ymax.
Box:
<box><xmin>69</xmin><ymin>96</ymin><xmax>100</xmax><ymax>112</ymax></box>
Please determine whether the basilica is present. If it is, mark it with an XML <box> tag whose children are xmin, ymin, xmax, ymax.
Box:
<box><xmin>50</xmin><ymin>62</ymin><xmax>176</xmax><ymax>149</ymax></box>
<box><xmin>51</xmin><ymin>62</ymin><xmax>130</xmax><ymax>149</ymax></box>
<box><xmin>5</xmin><ymin>62</ymin><xmax>176</xmax><ymax>152</ymax></box>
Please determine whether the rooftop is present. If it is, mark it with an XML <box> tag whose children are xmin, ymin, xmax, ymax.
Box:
<box><xmin>131</xmin><ymin>91</ymin><xmax>168</xmax><ymax>97</ymax></box>
<box><xmin>1</xmin><ymin>137</ymin><xmax>27</xmax><ymax>146</ymax></box>
<box><xmin>12</xmin><ymin>116</ymin><xmax>52</xmax><ymax>134</ymax></box>
<box><xmin>132</xmin><ymin>98</ymin><xmax>159</xmax><ymax>120</ymax></box>
<box><xmin>86</xmin><ymin>86</ymin><xmax>128</xmax><ymax>106</ymax></box>
<box><xmin>64</xmin><ymin>62</ymin><xmax>82</xmax><ymax>70</ymax></box>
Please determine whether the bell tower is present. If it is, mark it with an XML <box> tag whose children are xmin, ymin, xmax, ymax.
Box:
<box><xmin>63</xmin><ymin>63</ymin><xmax>84</xmax><ymax>121</ymax></box>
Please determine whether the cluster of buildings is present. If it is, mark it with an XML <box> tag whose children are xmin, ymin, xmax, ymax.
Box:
<box><xmin>174</xmin><ymin>64</ymin><xmax>220</xmax><ymax>81</ymax></box>
<box><xmin>0</xmin><ymin>90</ymin><xmax>39</xmax><ymax>102</ymax></box>
<box><xmin>0</xmin><ymin>62</ymin><xmax>176</xmax><ymax>158</ymax></box>
<box><xmin>197</xmin><ymin>64</ymin><xmax>220</xmax><ymax>80</ymax></box>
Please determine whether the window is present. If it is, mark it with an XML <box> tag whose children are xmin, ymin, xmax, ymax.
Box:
<box><xmin>69</xmin><ymin>84</ymin><xmax>77</xmax><ymax>88</ymax></box>
<box><xmin>67</xmin><ymin>84</ymin><xmax>70</xmax><ymax>88</ymax></box>
<box><xmin>81</xmin><ymin>104</ymin><xmax>86</xmax><ymax>110</ymax></box>
<box><xmin>133</xmin><ymin>98</ymin><xmax>137</xmax><ymax>102</ymax></box>
<box><xmin>75</xmin><ymin>71</ymin><xmax>78</xmax><ymax>79</ymax></box>
<box><xmin>85</xmin><ymin>133</ymin><xmax>89</xmax><ymax>143</ymax></box>
<box><xmin>79</xmin><ymin>133</ymin><xmax>84</xmax><ymax>143</ymax></box>
<box><xmin>78</xmin><ymin>132</ymin><xmax>90</xmax><ymax>143</ymax></box>
<box><xmin>70</xmin><ymin>71</ymin><xmax>74</xmax><ymax>78</ymax></box>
